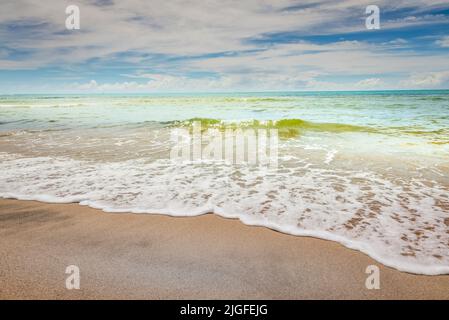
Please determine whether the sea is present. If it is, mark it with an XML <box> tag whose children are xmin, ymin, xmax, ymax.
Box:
<box><xmin>1</xmin><ymin>90</ymin><xmax>448</xmax><ymax>274</ymax></box>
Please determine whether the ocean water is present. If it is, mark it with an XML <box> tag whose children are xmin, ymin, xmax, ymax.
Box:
<box><xmin>1</xmin><ymin>91</ymin><xmax>448</xmax><ymax>274</ymax></box>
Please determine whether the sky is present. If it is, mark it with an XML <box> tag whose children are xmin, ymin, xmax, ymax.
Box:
<box><xmin>0</xmin><ymin>0</ymin><xmax>449</xmax><ymax>93</ymax></box>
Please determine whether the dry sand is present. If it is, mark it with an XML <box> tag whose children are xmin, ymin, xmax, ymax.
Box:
<box><xmin>0</xmin><ymin>198</ymin><xmax>448</xmax><ymax>299</ymax></box>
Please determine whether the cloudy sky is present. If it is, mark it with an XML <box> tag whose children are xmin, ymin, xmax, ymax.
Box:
<box><xmin>1</xmin><ymin>0</ymin><xmax>449</xmax><ymax>93</ymax></box>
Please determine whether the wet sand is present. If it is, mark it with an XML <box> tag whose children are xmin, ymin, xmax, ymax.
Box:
<box><xmin>0</xmin><ymin>198</ymin><xmax>448</xmax><ymax>299</ymax></box>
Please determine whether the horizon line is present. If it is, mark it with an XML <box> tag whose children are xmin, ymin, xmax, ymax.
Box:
<box><xmin>1</xmin><ymin>88</ymin><xmax>449</xmax><ymax>96</ymax></box>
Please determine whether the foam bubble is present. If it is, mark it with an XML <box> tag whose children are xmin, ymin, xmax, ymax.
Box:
<box><xmin>1</xmin><ymin>152</ymin><xmax>448</xmax><ymax>275</ymax></box>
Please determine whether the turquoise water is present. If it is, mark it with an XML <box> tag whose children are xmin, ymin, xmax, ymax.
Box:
<box><xmin>0</xmin><ymin>91</ymin><xmax>448</xmax><ymax>274</ymax></box>
<box><xmin>1</xmin><ymin>91</ymin><xmax>448</xmax><ymax>142</ymax></box>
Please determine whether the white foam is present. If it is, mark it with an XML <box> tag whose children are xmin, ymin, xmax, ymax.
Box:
<box><xmin>324</xmin><ymin>149</ymin><xmax>338</xmax><ymax>164</ymax></box>
<box><xmin>1</xmin><ymin>152</ymin><xmax>448</xmax><ymax>275</ymax></box>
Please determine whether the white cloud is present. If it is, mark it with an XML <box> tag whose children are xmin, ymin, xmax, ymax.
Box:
<box><xmin>1</xmin><ymin>1</ymin><xmax>449</xmax><ymax>91</ymax></box>
<box><xmin>399</xmin><ymin>71</ymin><xmax>449</xmax><ymax>88</ymax></box>
<box><xmin>186</xmin><ymin>39</ymin><xmax>449</xmax><ymax>79</ymax></box>
<box><xmin>354</xmin><ymin>78</ymin><xmax>384</xmax><ymax>88</ymax></box>
<box><xmin>436</xmin><ymin>36</ymin><xmax>449</xmax><ymax>47</ymax></box>
<box><xmin>1</xmin><ymin>0</ymin><xmax>448</xmax><ymax>68</ymax></box>
<box><xmin>71</xmin><ymin>75</ymin><xmax>386</xmax><ymax>93</ymax></box>
<box><xmin>384</xmin><ymin>38</ymin><xmax>408</xmax><ymax>46</ymax></box>
<box><xmin>72</xmin><ymin>75</ymin><xmax>236</xmax><ymax>92</ymax></box>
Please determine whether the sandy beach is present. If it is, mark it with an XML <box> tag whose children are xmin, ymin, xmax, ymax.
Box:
<box><xmin>0</xmin><ymin>198</ymin><xmax>448</xmax><ymax>299</ymax></box>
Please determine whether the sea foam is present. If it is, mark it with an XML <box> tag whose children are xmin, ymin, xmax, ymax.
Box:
<box><xmin>1</xmin><ymin>93</ymin><xmax>449</xmax><ymax>275</ymax></box>
<box><xmin>1</xmin><ymin>152</ymin><xmax>448</xmax><ymax>275</ymax></box>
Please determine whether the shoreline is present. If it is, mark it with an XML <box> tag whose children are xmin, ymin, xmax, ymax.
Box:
<box><xmin>1</xmin><ymin>198</ymin><xmax>448</xmax><ymax>299</ymax></box>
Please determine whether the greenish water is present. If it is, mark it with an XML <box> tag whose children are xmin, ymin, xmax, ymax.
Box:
<box><xmin>1</xmin><ymin>91</ymin><xmax>448</xmax><ymax>142</ymax></box>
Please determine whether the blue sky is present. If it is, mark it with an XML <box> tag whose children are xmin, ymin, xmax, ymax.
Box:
<box><xmin>0</xmin><ymin>0</ymin><xmax>449</xmax><ymax>93</ymax></box>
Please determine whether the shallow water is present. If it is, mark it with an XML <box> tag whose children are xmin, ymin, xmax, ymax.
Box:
<box><xmin>1</xmin><ymin>91</ymin><xmax>448</xmax><ymax>274</ymax></box>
